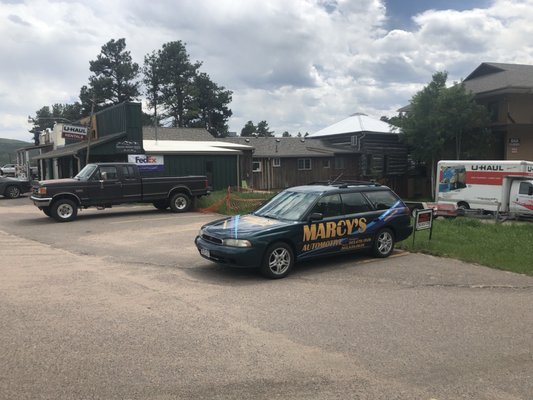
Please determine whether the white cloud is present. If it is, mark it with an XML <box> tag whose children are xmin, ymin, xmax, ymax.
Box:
<box><xmin>2</xmin><ymin>0</ymin><xmax>533</xmax><ymax>141</ymax></box>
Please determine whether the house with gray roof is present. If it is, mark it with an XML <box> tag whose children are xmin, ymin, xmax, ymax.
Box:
<box><xmin>462</xmin><ymin>62</ymin><xmax>533</xmax><ymax>160</ymax></box>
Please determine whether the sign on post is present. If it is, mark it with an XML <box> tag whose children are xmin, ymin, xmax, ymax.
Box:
<box><xmin>413</xmin><ymin>209</ymin><xmax>434</xmax><ymax>244</ymax></box>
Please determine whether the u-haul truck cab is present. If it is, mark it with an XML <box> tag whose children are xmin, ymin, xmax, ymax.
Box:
<box><xmin>436</xmin><ymin>160</ymin><xmax>533</xmax><ymax>216</ymax></box>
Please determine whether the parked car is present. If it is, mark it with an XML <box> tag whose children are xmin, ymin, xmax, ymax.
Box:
<box><xmin>31</xmin><ymin>162</ymin><xmax>209</xmax><ymax>222</ymax></box>
<box><xmin>195</xmin><ymin>182</ymin><xmax>413</xmax><ymax>279</ymax></box>
<box><xmin>0</xmin><ymin>164</ymin><xmax>17</xmax><ymax>176</ymax></box>
<box><xmin>0</xmin><ymin>176</ymin><xmax>32</xmax><ymax>199</ymax></box>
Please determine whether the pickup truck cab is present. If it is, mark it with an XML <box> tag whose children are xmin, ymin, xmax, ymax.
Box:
<box><xmin>31</xmin><ymin>162</ymin><xmax>209</xmax><ymax>222</ymax></box>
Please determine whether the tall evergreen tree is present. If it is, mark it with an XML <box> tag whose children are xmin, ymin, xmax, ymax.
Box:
<box><xmin>256</xmin><ymin>120</ymin><xmax>274</xmax><ymax>137</ymax></box>
<box><xmin>240</xmin><ymin>121</ymin><xmax>256</xmax><ymax>137</ymax></box>
<box><xmin>81</xmin><ymin>38</ymin><xmax>140</xmax><ymax>113</ymax></box>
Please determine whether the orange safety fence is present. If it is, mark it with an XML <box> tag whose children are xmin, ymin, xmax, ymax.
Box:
<box><xmin>196</xmin><ymin>186</ymin><xmax>273</xmax><ymax>214</ymax></box>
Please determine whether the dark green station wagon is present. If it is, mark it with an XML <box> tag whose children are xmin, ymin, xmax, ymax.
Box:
<box><xmin>195</xmin><ymin>182</ymin><xmax>413</xmax><ymax>279</ymax></box>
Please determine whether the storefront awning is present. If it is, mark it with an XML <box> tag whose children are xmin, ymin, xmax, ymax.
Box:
<box><xmin>32</xmin><ymin>132</ymin><xmax>126</xmax><ymax>160</ymax></box>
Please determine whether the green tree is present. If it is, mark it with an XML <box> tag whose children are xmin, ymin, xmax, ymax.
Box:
<box><xmin>142</xmin><ymin>50</ymin><xmax>163</xmax><ymax>128</ymax></box>
<box><xmin>256</xmin><ymin>120</ymin><xmax>274</xmax><ymax>137</ymax></box>
<box><xmin>241</xmin><ymin>121</ymin><xmax>256</xmax><ymax>137</ymax></box>
<box><xmin>81</xmin><ymin>38</ymin><xmax>140</xmax><ymax>113</ymax></box>
<box><xmin>191</xmin><ymin>72</ymin><xmax>233</xmax><ymax>137</ymax></box>
<box><xmin>29</xmin><ymin>103</ymin><xmax>84</xmax><ymax>143</ymax></box>
<box><xmin>157</xmin><ymin>41</ymin><xmax>201</xmax><ymax>127</ymax></box>
<box><xmin>282</xmin><ymin>131</ymin><xmax>291</xmax><ymax>137</ymax></box>
<box><xmin>390</xmin><ymin>71</ymin><xmax>491</xmax><ymax>194</ymax></box>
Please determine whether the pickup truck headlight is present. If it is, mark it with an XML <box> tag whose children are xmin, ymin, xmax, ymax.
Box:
<box><xmin>37</xmin><ymin>187</ymin><xmax>47</xmax><ymax>195</ymax></box>
<box><xmin>222</xmin><ymin>238</ymin><xmax>252</xmax><ymax>248</ymax></box>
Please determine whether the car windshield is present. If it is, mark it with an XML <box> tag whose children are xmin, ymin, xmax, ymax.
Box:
<box><xmin>254</xmin><ymin>190</ymin><xmax>320</xmax><ymax>221</ymax></box>
<box><xmin>74</xmin><ymin>164</ymin><xmax>98</xmax><ymax>180</ymax></box>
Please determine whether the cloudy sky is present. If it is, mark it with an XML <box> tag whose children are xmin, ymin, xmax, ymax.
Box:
<box><xmin>1</xmin><ymin>0</ymin><xmax>533</xmax><ymax>142</ymax></box>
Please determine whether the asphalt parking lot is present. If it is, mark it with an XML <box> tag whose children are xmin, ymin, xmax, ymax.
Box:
<box><xmin>1</xmin><ymin>196</ymin><xmax>532</xmax><ymax>399</ymax></box>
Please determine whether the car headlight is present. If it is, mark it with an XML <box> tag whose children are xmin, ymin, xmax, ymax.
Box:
<box><xmin>222</xmin><ymin>238</ymin><xmax>252</xmax><ymax>247</ymax></box>
<box><xmin>38</xmin><ymin>186</ymin><xmax>47</xmax><ymax>195</ymax></box>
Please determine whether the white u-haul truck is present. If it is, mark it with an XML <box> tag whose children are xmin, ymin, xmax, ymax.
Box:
<box><xmin>436</xmin><ymin>160</ymin><xmax>533</xmax><ymax>217</ymax></box>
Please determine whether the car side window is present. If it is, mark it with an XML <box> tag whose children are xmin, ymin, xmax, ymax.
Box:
<box><xmin>311</xmin><ymin>194</ymin><xmax>342</xmax><ymax>218</ymax></box>
<box><xmin>122</xmin><ymin>165</ymin><xmax>137</xmax><ymax>180</ymax></box>
<box><xmin>364</xmin><ymin>190</ymin><xmax>399</xmax><ymax>210</ymax></box>
<box><xmin>341</xmin><ymin>192</ymin><xmax>372</xmax><ymax>214</ymax></box>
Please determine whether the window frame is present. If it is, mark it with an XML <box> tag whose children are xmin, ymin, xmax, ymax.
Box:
<box><xmin>252</xmin><ymin>160</ymin><xmax>262</xmax><ymax>172</ymax></box>
<box><xmin>298</xmin><ymin>158</ymin><xmax>312</xmax><ymax>171</ymax></box>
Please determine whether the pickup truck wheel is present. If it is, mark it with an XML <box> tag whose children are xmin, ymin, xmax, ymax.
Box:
<box><xmin>153</xmin><ymin>200</ymin><xmax>169</xmax><ymax>210</ymax></box>
<box><xmin>51</xmin><ymin>199</ymin><xmax>78</xmax><ymax>222</ymax></box>
<box><xmin>169</xmin><ymin>193</ymin><xmax>191</xmax><ymax>213</ymax></box>
<box><xmin>372</xmin><ymin>228</ymin><xmax>395</xmax><ymax>258</ymax></box>
<box><xmin>4</xmin><ymin>185</ymin><xmax>21</xmax><ymax>199</ymax></box>
<box><xmin>260</xmin><ymin>242</ymin><xmax>294</xmax><ymax>279</ymax></box>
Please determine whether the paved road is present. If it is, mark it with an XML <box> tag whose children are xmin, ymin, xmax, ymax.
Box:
<box><xmin>1</xmin><ymin>196</ymin><xmax>532</xmax><ymax>399</ymax></box>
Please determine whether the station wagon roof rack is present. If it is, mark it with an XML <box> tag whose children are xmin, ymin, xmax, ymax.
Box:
<box><xmin>307</xmin><ymin>180</ymin><xmax>381</xmax><ymax>187</ymax></box>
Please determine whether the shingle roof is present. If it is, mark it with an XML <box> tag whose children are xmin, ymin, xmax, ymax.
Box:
<box><xmin>220</xmin><ymin>137</ymin><xmax>355</xmax><ymax>157</ymax></box>
<box><xmin>463</xmin><ymin>62</ymin><xmax>533</xmax><ymax>95</ymax></box>
<box><xmin>309</xmin><ymin>113</ymin><xmax>399</xmax><ymax>137</ymax></box>
<box><xmin>142</xmin><ymin>127</ymin><xmax>216</xmax><ymax>141</ymax></box>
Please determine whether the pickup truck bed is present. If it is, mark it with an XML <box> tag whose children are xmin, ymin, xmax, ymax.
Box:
<box><xmin>31</xmin><ymin>162</ymin><xmax>209</xmax><ymax>222</ymax></box>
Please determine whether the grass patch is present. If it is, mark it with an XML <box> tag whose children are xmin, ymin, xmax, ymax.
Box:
<box><xmin>397</xmin><ymin>218</ymin><xmax>533</xmax><ymax>275</ymax></box>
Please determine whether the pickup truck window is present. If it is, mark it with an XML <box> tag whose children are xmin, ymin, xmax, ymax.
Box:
<box><xmin>100</xmin><ymin>166</ymin><xmax>118</xmax><ymax>181</ymax></box>
<box><xmin>75</xmin><ymin>164</ymin><xmax>98</xmax><ymax>180</ymax></box>
<box><xmin>122</xmin><ymin>165</ymin><xmax>137</xmax><ymax>179</ymax></box>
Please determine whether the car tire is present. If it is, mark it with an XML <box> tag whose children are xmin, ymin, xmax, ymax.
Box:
<box><xmin>153</xmin><ymin>200</ymin><xmax>169</xmax><ymax>210</ymax></box>
<box><xmin>4</xmin><ymin>185</ymin><xmax>21</xmax><ymax>199</ymax></box>
<box><xmin>50</xmin><ymin>199</ymin><xmax>78</xmax><ymax>222</ymax></box>
<box><xmin>260</xmin><ymin>242</ymin><xmax>294</xmax><ymax>279</ymax></box>
<box><xmin>169</xmin><ymin>193</ymin><xmax>191</xmax><ymax>213</ymax></box>
<box><xmin>372</xmin><ymin>228</ymin><xmax>395</xmax><ymax>258</ymax></box>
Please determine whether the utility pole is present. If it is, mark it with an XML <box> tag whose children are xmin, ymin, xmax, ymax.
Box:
<box><xmin>85</xmin><ymin>98</ymin><xmax>96</xmax><ymax>165</ymax></box>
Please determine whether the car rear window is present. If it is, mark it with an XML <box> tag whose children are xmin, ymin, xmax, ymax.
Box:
<box><xmin>364</xmin><ymin>190</ymin><xmax>399</xmax><ymax>210</ymax></box>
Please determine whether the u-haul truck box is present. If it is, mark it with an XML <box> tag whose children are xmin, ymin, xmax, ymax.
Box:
<box><xmin>436</xmin><ymin>160</ymin><xmax>533</xmax><ymax>215</ymax></box>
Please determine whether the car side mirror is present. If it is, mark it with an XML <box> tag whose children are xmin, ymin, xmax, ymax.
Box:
<box><xmin>309</xmin><ymin>212</ymin><xmax>323</xmax><ymax>221</ymax></box>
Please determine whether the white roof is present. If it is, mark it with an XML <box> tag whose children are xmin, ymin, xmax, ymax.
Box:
<box><xmin>310</xmin><ymin>113</ymin><xmax>399</xmax><ymax>137</ymax></box>
<box><xmin>143</xmin><ymin>140</ymin><xmax>253</xmax><ymax>154</ymax></box>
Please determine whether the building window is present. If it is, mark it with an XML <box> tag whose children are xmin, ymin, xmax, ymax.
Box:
<box><xmin>334</xmin><ymin>157</ymin><xmax>344</xmax><ymax>170</ymax></box>
<box><xmin>298</xmin><ymin>158</ymin><xmax>311</xmax><ymax>170</ymax></box>
<box><xmin>323</xmin><ymin>159</ymin><xmax>330</xmax><ymax>169</ymax></box>
<box><xmin>273</xmin><ymin>158</ymin><xmax>281</xmax><ymax>167</ymax></box>
<box><xmin>252</xmin><ymin>161</ymin><xmax>262</xmax><ymax>172</ymax></box>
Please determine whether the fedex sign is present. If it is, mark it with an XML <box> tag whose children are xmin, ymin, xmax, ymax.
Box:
<box><xmin>128</xmin><ymin>154</ymin><xmax>164</xmax><ymax>171</ymax></box>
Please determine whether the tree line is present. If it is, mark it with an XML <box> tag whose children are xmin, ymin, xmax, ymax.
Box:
<box><xmin>29</xmin><ymin>39</ymin><xmax>233</xmax><ymax>142</ymax></box>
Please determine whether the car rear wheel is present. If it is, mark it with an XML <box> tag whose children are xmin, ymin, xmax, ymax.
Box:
<box><xmin>4</xmin><ymin>185</ymin><xmax>21</xmax><ymax>199</ymax></box>
<box><xmin>169</xmin><ymin>193</ymin><xmax>191</xmax><ymax>213</ymax></box>
<box><xmin>260</xmin><ymin>242</ymin><xmax>294</xmax><ymax>279</ymax></box>
<box><xmin>50</xmin><ymin>199</ymin><xmax>78</xmax><ymax>222</ymax></box>
<box><xmin>372</xmin><ymin>228</ymin><xmax>395</xmax><ymax>258</ymax></box>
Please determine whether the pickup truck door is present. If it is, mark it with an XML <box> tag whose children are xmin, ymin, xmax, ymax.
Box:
<box><xmin>509</xmin><ymin>181</ymin><xmax>533</xmax><ymax>214</ymax></box>
<box><xmin>86</xmin><ymin>165</ymin><xmax>123</xmax><ymax>204</ymax></box>
<box><xmin>120</xmin><ymin>165</ymin><xmax>142</xmax><ymax>202</ymax></box>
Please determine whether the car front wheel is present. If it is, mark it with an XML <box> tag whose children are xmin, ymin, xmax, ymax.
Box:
<box><xmin>50</xmin><ymin>199</ymin><xmax>78</xmax><ymax>222</ymax></box>
<box><xmin>260</xmin><ymin>242</ymin><xmax>294</xmax><ymax>279</ymax></box>
<box><xmin>4</xmin><ymin>185</ymin><xmax>21</xmax><ymax>199</ymax></box>
<box><xmin>372</xmin><ymin>228</ymin><xmax>395</xmax><ymax>258</ymax></box>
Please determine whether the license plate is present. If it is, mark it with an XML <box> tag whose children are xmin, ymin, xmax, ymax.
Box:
<box><xmin>200</xmin><ymin>248</ymin><xmax>210</xmax><ymax>258</ymax></box>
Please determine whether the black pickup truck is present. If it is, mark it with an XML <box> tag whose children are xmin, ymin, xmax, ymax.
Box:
<box><xmin>30</xmin><ymin>163</ymin><xmax>209</xmax><ymax>222</ymax></box>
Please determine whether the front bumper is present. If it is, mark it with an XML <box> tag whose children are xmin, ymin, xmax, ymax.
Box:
<box><xmin>30</xmin><ymin>195</ymin><xmax>53</xmax><ymax>208</ymax></box>
<box><xmin>194</xmin><ymin>236</ymin><xmax>264</xmax><ymax>268</ymax></box>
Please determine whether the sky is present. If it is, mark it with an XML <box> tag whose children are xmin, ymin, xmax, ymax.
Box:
<box><xmin>1</xmin><ymin>0</ymin><xmax>533</xmax><ymax>142</ymax></box>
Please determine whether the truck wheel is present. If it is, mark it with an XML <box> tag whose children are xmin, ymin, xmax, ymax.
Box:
<box><xmin>372</xmin><ymin>228</ymin><xmax>395</xmax><ymax>258</ymax></box>
<box><xmin>169</xmin><ymin>193</ymin><xmax>191</xmax><ymax>213</ymax></box>
<box><xmin>4</xmin><ymin>185</ymin><xmax>21</xmax><ymax>199</ymax></box>
<box><xmin>153</xmin><ymin>200</ymin><xmax>169</xmax><ymax>210</ymax></box>
<box><xmin>51</xmin><ymin>199</ymin><xmax>78</xmax><ymax>222</ymax></box>
<box><xmin>260</xmin><ymin>242</ymin><xmax>294</xmax><ymax>279</ymax></box>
